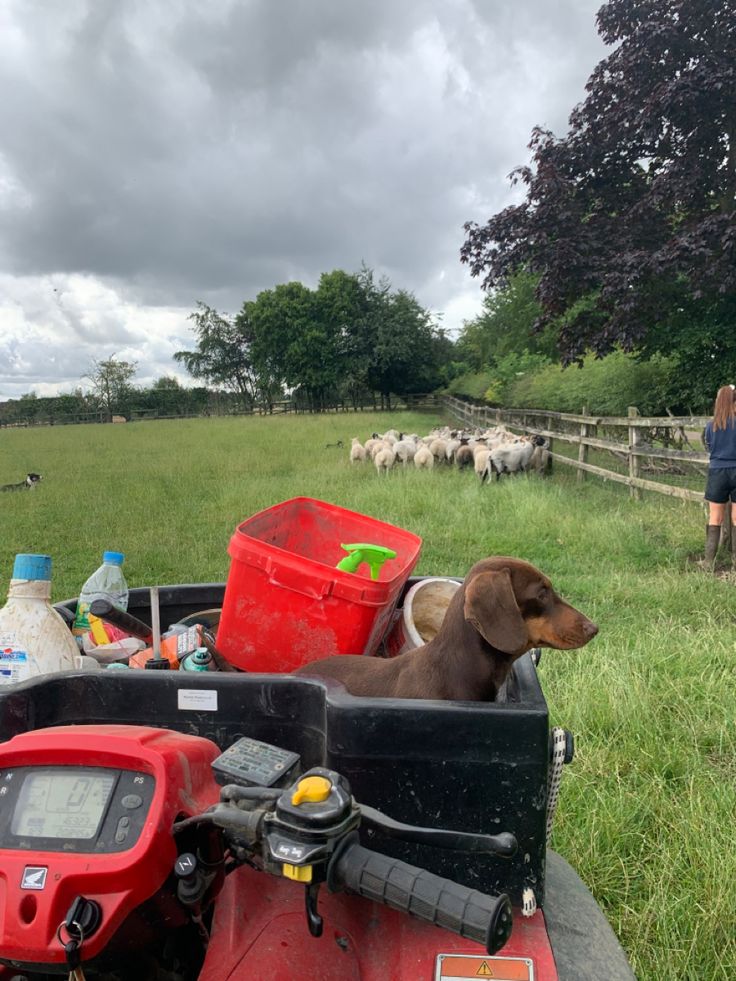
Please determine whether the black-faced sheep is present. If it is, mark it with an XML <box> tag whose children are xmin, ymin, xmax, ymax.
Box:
<box><xmin>393</xmin><ymin>438</ymin><xmax>417</xmax><ymax>465</ymax></box>
<box><xmin>529</xmin><ymin>436</ymin><xmax>551</xmax><ymax>475</ymax></box>
<box><xmin>489</xmin><ymin>437</ymin><xmax>535</xmax><ymax>477</ymax></box>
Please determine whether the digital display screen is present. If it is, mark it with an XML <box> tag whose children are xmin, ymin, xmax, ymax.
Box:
<box><xmin>11</xmin><ymin>769</ymin><xmax>116</xmax><ymax>840</ymax></box>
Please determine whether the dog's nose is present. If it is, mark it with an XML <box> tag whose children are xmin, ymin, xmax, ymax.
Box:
<box><xmin>584</xmin><ymin>620</ymin><xmax>599</xmax><ymax>639</ymax></box>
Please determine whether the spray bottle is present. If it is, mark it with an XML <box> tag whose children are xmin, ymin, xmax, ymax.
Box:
<box><xmin>336</xmin><ymin>543</ymin><xmax>397</xmax><ymax>580</ymax></box>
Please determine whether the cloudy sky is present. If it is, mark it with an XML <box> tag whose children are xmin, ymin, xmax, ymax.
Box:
<box><xmin>0</xmin><ymin>0</ymin><xmax>607</xmax><ymax>399</ymax></box>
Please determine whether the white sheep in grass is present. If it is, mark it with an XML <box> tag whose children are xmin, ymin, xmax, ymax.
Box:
<box><xmin>370</xmin><ymin>439</ymin><xmax>390</xmax><ymax>461</ymax></box>
<box><xmin>474</xmin><ymin>448</ymin><xmax>493</xmax><ymax>483</ymax></box>
<box><xmin>429</xmin><ymin>438</ymin><xmax>448</xmax><ymax>464</ymax></box>
<box><xmin>350</xmin><ymin>438</ymin><xmax>366</xmax><ymax>463</ymax></box>
<box><xmin>393</xmin><ymin>438</ymin><xmax>416</xmax><ymax>465</ymax></box>
<box><xmin>413</xmin><ymin>445</ymin><xmax>434</xmax><ymax>469</ymax></box>
<box><xmin>529</xmin><ymin>436</ymin><xmax>551</xmax><ymax>475</ymax></box>
<box><xmin>445</xmin><ymin>438</ymin><xmax>461</xmax><ymax>463</ymax></box>
<box><xmin>374</xmin><ymin>445</ymin><xmax>396</xmax><ymax>475</ymax></box>
<box><xmin>364</xmin><ymin>437</ymin><xmax>380</xmax><ymax>458</ymax></box>
<box><xmin>490</xmin><ymin>437</ymin><xmax>535</xmax><ymax>477</ymax></box>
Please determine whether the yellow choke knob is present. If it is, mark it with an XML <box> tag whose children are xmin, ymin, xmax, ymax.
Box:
<box><xmin>282</xmin><ymin>863</ymin><xmax>313</xmax><ymax>882</ymax></box>
<box><xmin>291</xmin><ymin>775</ymin><xmax>332</xmax><ymax>806</ymax></box>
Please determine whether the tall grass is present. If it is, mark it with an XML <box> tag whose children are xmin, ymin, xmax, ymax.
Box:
<box><xmin>1</xmin><ymin>413</ymin><xmax>734</xmax><ymax>979</ymax></box>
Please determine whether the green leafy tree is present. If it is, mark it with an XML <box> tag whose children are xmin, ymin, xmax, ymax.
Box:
<box><xmin>360</xmin><ymin>276</ymin><xmax>443</xmax><ymax>405</ymax></box>
<box><xmin>174</xmin><ymin>303</ymin><xmax>270</xmax><ymax>409</ymax></box>
<box><xmin>248</xmin><ymin>281</ymin><xmax>342</xmax><ymax>410</ymax></box>
<box><xmin>458</xmin><ymin>270</ymin><xmax>555</xmax><ymax>370</ymax></box>
<box><xmin>85</xmin><ymin>355</ymin><xmax>137</xmax><ymax>418</ymax></box>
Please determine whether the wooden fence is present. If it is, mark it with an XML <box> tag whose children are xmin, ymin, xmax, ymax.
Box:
<box><xmin>0</xmin><ymin>394</ymin><xmax>443</xmax><ymax>429</ymax></box>
<box><xmin>443</xmin><ymin>395</ymin><xmax>710</xmax><ymax>504</ymax></box>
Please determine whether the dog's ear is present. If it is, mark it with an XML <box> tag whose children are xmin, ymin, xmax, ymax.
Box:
<box><xmin>463</xmin><ymin>569</ymin><xmax>529</xmax><ymax>655</ymax></box>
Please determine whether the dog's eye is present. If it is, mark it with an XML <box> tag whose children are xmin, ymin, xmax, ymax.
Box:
<box><xmin>537</xmin><ymin>586</ymin><xmax>550</xmax><ymax>603</ymax></box>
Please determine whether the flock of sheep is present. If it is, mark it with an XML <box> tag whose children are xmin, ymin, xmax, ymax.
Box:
<box><xmin>349</xmin><ymin>425</ymin><xmax>551</xmax><ymax>481</ymax></box>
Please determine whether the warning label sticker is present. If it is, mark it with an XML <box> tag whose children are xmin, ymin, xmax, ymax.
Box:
<box><xmin>435</xmin><ymin>954</ymin><xmax>534</xmax><ymax>981</ymax></box>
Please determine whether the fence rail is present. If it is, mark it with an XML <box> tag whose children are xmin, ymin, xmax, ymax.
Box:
<box><xmin>443</xmin><ymin>396</ymin><xmax>710</xmax><ymax>504</ymax></box>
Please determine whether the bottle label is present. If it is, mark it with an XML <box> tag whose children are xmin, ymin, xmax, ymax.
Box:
<box><xmin>0</xmin><ymin>639</ymin><xmax>30</xmax><ymax>685</ymax></box>
<box><xmin>72</xmin><ymin>601</ymin><xmax>91</xmax><ymax>634</ymax></box>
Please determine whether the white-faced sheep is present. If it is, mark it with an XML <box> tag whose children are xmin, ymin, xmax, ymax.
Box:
<box><xmin>374</xmin><ymin>445</ymin><xmax>396</xmax><ymax>475</ymax></box>
<box><xmin>413</xmin><ymin>445</ymin><xmax>434</xmax><ymax>469</ymax></box>
<box><xmin>350</xmin><ymin>438</ymin><xmax>366</xmax><ymax>463</ymax></box>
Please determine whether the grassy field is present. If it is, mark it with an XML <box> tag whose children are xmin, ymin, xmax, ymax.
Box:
<box><xmin>1</xmin><ymin>412</ymin><xmax>734</xmax><ymax>979</ymax></box>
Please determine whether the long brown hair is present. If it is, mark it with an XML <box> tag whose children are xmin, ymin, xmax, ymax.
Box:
<box><xmin>712</xmin><ymin>385</ymin><xmax>736</xmax><ymax>431</ymax></box>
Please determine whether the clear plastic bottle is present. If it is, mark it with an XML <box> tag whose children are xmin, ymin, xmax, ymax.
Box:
<box><xmin>0</xmin><ymin>554</ymin><xmax>88</xmax><ymax>685</ymax></box>
<box><xmin>72</xmin><ymin>551</ymin><xmax>129</xmax><ymax>640</ymax></box>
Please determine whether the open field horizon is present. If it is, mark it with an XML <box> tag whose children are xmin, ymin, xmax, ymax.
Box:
<box><xmin>0</xmin><ymin>411</ymin><xmax>734</xmax><ymax>979</ymax></box>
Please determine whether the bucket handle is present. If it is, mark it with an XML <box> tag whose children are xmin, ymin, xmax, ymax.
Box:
<box><xmin>267</xmin><ymin>562</ymin><xmax>333</xmax><ymax>600</ymax></box>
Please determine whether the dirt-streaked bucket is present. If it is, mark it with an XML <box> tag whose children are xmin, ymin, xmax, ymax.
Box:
<box><xmin>385</xmin><ymin>577</ymin><xmax>461</xmax><ymax>656</ymax></box>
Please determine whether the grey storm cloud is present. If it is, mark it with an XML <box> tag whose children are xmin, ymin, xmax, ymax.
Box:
<box><xmin>0</xmin><ymin>0</ymin><xmax>606</xmax><ymax>396</ymax></box>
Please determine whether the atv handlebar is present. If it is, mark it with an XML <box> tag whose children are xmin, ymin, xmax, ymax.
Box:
<box><xmin>327</xmin><ymin>836</ymin><xmax>513</xmax><ymax>955</ymax></box>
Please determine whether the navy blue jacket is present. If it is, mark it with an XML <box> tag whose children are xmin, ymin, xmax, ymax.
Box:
<box><xmin>704</xmin><ymin>418</ymin><xmax>736</xmax><ymax>469</ymax></box>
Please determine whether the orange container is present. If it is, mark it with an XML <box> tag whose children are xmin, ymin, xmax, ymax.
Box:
<box><xmin>216</xmin><ymin>498</ymin><xmax>422</xmax><ymax>672</ymax></box>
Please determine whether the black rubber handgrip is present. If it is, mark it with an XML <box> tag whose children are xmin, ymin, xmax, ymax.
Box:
<box><xmin>327</xmin><ymin>838</ymin><xmax>513</xmax><ymax>955</ymax></box>
<box><xmin>88</xmin><ymin>600</ymin><xmax>153</xmax><ymax>643</ymax></box>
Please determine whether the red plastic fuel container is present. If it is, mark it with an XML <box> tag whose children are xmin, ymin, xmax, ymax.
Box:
<box><xmin>216</xmin><ymin>497</ymin><xmax>422</xmax><ymax>672</ymax></box>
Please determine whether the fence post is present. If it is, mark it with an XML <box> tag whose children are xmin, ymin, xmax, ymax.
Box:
<box><xmin>628</xmin><ymin>406</ymin><xmax>641</xmax><ymax>500</ymax></box>
<box><xmin>577</xmin><ymin>405</ymin><xmax>588</xmax><ymax>484</ymax></box>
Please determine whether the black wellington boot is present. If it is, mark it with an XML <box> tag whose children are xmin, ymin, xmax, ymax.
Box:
<box><xmin>702</xmin><ymin>524</ymin><xmax>721</xmax><ymax>570</ymax></box>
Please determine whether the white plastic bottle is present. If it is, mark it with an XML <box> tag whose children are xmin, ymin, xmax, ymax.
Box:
<box><xmin>0</xmin><ymin>554</ymin><xmax>91</xmax><ymax>685</ymax></box>
<box><xmin>73</xmin><ymin>550</ymin><xmax>129</xmax><ymax>640</ymax></box>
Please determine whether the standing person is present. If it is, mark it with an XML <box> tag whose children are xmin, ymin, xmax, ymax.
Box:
<box><xmin>702</xmin><ymin>384</ymin><xmax>736</xmax><ymax>568</ymax></box>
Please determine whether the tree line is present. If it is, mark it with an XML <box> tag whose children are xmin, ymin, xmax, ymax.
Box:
<box><xmin>0</xmin><ymin>372</ymin><xmax>219</xmax><ymax>427</ymax></box>
<box><xmin>174</xmin><ymin>267</ymin><xmax>455</xmax><ymax>411</ymax></box>
<box><xmin>0</xmin><ymin>266</ymin><xmax>456</xmax><ymax>426</ymax></box>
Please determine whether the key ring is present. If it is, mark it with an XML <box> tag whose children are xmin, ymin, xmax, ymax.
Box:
<box><xmin>57</xmin><ymin>918</ymin><xmax>85</xmax><ymax>946</ymax></box>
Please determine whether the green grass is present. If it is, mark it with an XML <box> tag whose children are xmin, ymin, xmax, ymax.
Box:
<box><xmin>1</xmin><ymin>413</ymin><xmax>734</xmax><ymax>979</ymax></box>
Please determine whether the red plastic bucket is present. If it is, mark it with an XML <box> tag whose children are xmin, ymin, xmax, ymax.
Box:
<box><xmin>216</xmin><ymin>498</ymin><xmax>422</xmax><ymax>672</ymax></box>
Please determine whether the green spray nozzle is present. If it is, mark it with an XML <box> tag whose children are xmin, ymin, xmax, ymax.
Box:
<box><xmin>336</xmin><ymin>543</ymin><xmax>397</xmax><ymax>580</ymax></box>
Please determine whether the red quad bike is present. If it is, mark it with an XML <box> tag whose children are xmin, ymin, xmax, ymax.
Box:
<box><xmin>0</xmin><ymin>581</ymin><xmax>635</xmax><ymax>981</ymax></box>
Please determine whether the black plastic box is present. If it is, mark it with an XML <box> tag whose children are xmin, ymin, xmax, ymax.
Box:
<box><xmin>0</xmin><ymin>581</ymin><xmax>550</xmax><ymax>906</ymax></box>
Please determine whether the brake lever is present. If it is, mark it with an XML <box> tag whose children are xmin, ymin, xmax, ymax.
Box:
<box><xmin>359</xmin><ymin>805</ymin><xmax>517</xmax><ymax>857</ymax></box>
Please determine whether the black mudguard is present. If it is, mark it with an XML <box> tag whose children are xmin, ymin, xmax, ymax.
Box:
<box><xmin>545</xmin><ymin>850</ymin><xmax>637</xmax><ymax>980</ymax></box>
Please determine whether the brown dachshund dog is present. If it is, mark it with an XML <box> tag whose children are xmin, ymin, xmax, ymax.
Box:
<box><xmin>295</xmin><ymin>557</ymin><xmax>598</xmax><ymax>700</ymax></box>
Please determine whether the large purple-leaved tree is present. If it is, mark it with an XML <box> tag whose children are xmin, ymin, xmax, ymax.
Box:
<box><xmin>461</xmin><ymin>0</ymin><xmax>736</xmax><ymax>382</ymax></box>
